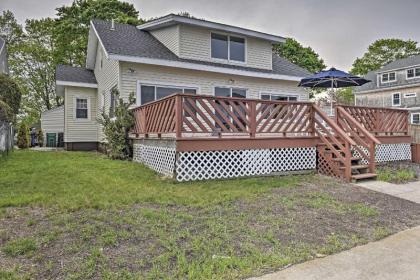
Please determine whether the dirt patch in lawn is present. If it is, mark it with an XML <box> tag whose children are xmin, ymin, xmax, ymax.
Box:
<box><xmin>2</xmin><ymin>175</ymin><xmax>420</xmax><ymax>279</ymax></box>
<box><xmin>377</xmin><ymin>161</ymin><xmax>420</xmax><ymax>184</ymax></box>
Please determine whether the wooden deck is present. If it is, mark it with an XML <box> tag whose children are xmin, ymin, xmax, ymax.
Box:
<box><xmin>131</xmin><ymin>93</ymin><xmax>410</xmax><ymax>182</ymax></box>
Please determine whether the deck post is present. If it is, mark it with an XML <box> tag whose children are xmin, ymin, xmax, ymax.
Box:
<box><xmin>175</xmin><ymin>95</ymin><xmax>183</xmax><ymax>139</ymax></box>
<box><xmin>369</xmin><ymin>141</ymin><xmax>376</xmax><ymax>173</ymax></box>
<box><xmin>310</xmin><ymin>105</ymin><xmax>316</xmax><ymax>136</ymax></box>
<box><xmin>344</xmin><ymin>141</ymin><xmax>352</xmax><ymax>182</ymax></box>
<box><xmin>249</xmin><ymin>100</ymin><xmax>256</xmax><ymax>138</ymax></box>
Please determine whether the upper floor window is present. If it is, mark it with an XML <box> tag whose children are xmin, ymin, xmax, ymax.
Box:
<box><xmin>260</xmin><ymin>93</ymin><xmax>299</xmax><ymax>101</ymax></box>
<box><xmin>76</xmin><ymin>98</ymin><xmax>88</xmax><ymax>119</ymax></box>
<box><xmin>211</xmin><ymin>33</ymin><xmax>245</xmax><ymax>62</ymax></box>
<box><xmin>412</xmin><ymin>113</ymin><xmax>420</xmax><ymax>125</ymax></box>
<box><xmin>407</xmin><ymin>68</ymin><xmax>420</xmax><ymax>79</ymax></box>
<box><xmin>392</xmin><ymin>93</ymin><xmax>401</xmax><ymax>106</ymax></box>
<box><xmin>138</xmin><ymin>84</ymin><xmax>197</xmax><ymax>105</ymax></box>
<box><xmin>381</xmin><ymin>72</ymin><xmax>396</xmax><ymax>83</ymax></box>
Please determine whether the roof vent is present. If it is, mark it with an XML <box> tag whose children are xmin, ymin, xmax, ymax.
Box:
<box><xmin>111</xmin><ymin>19</ymin><xmax>115</xmax><ymax>30</ymax></box>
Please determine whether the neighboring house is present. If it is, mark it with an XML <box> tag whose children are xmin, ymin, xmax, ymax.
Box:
<box><xmin>55</xmin><ymin>14</ymin><xmax>311</xmax><ymax>150</ymax></box>
<box><xmin>0</xmin><ymin>37</ymin><xmax>9</xmax><ymax>74</ymax></box>
<box><xmin>354</xmin><ymin>54</ymin><xmax>420</xmax><ymax>124</ymax></box>
<box><xmin>40</xmin><ymin>106</ymin><xmax>64</xmax><ymax>147</ymax></box>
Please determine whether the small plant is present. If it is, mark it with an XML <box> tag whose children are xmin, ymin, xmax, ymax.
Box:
<box><xmin>37</xmin><ymin>129</ymin><xmax>44</xmax><ymax>147</ymax></box>
<box><xmin>16</xmin><ymin>123</ymin><xmax>30</xmax><ymax>149</ymax></box>
<box><xmin>98</xmin><ymin>88</ymin><xmax>135</xmax><ymax>160</ymax></box>
<box><xmin>2</xmin><ymin>237</ymin><xmax>38</xmax><ymax>257</ymax></box>
<box><xmin>377</xmin><ymin>165</ymin><xmax>417</xmax><ymax>184</ymax></box>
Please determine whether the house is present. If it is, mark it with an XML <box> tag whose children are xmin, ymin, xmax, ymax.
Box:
<box><xmin>0</xmin><ymin>37</ymin><xmax>9</xmax><ymax>74</ymax></box>
<box><xmin>54</xmin><ymin>14</ymin><xmax>312</xmax><ymax>151</ymax></box>
<box><xmin>354</xmin><ymin>54</ymin><xmax>420</xmax><ymax>124</ymax></box>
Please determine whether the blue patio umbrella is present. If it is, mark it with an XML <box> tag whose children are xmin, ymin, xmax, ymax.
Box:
<box><xmin>298</xmin><ymin>67</ymin><xmax>371</xmax><ymax>113</ymax></box>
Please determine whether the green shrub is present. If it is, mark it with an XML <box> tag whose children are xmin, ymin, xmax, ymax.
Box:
<box><xmin>0</xmin><ymin>74</ymin><xmax>22</xmax><ymax>120</ymax></box>
<box><xmin>17</xmin><ymin>123</ymin><xmax>29</xmax><ymax>149</ymax></box>
<box><xmin>377</xmin><ymin>167</ymin><xmax>416</xmax><ymax>184</ymax></box>
<box><xmin>37</xmin><ymin>129</ymin><xmax>44</xmax><ymax>147</ymax></box>
<box><xmin>2</xmin><ymin>237</ymin><xmax>38</xmax><ymax>256</ymax></box>
<box><xmin>99</xmin><ymin>88</ymin><xmax>135</xmax><ymax>159</ymax></box>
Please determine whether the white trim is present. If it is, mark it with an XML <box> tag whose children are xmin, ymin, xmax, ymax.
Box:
<box><xmin>210</xmin><ymin>32</ymin><xmax>247</xmax><ymax>64</ymax></box>
<box><xmin>411</xmin><ymin>113</ymin><xmax>420</xmax><ymax>124</ymax></box>
<box><xmin>137</xmin><ymin>81</ymin><xmax>199</xmax><ymax>105</ymax></box>
<box><xmin>259</xmin><ymin>91</ymin><xmax>300</xmax><ymax>101</ymax></box>
<box><xmin>404</xmin><ymin>93</ymin><xmax>417</xmax><ymax>98</ymax></box>
<box><xmin>109</xmin><ymin>54</ymin><xmax>303</xmax><ymax>82</ymax></box>
<box><xmin>137</xmin><ymin>14</ymin><xmax>285</xmax><ymax>43</ymax></box>
<box><xmin>90</xmin><ymin>21</ymin><xmax>109</xmax><ymax>59</ymax></box>
<box><xmin>381</xmin><ymin>72</ymin><xmax>396</xmax><ymax>84</ymax></box>
<box><xmin>56</xmin><ymin>81</ymin><xmax>98</xmax><ymax>88</ymax></box>
<box><xmin>73</xmin><ymin>96</ymin><xmax>91</xmax><ymax>121</ymax></box>
<box><xmin>378</xmin><ymin>64</ymin><xmax>420</xmax><ymax>74</ymax></box>
<box><xmin>392</xmin><ymin>92</ymin><xmax>401</xmax><ymax>106</ymax></box>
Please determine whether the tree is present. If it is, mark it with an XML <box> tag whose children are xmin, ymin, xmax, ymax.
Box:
<box><xmin>0</xmin><ymin>10</ymin><xmax>24</xmax><ymax>75</ymax></box>
<box><xmin>54</xmin><ymin>0</ymin><xmax>142</xmax><ymax>66</ymax></box>
<box><xmin>99</xmin><ymin>89</ymin><xmax>135</xmax><ymax>159</ymax></box>
<box><xmin>38</xmin><ymin>129</ymin><xmax>44</xmax><ymax>147</ymax></box>
<box><xmin>351</xmin><ymin>39</ymin><xmax>420</xmax><ymax>75</ymax></box>
<box><xmin>17</xmin><ymin>122</ymin><xmax>29</xmax><ymax>149</ymax></box>
<box><xmin>0</xmin><ymin>74</ymin><xmax>22</xmax><ymax>122</ymax></box>
<box><xmin>274</xmin><ymin>38</ymin><xmax>326</xmax><ymax>74</ymax></box>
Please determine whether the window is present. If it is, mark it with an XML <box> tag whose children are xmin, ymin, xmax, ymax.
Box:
<box><xmin>381</xmin><ymin>72</ymin><xmax>396</xmax><ymax>83</ymax></box>
<box><xmin>211</xmin><ymin>33</ymin><xmax>245</xmax><ymax>62</ymax></box>
<box><xmin>406</xmin><ymin>67</ymin><xmax>420</xmax><ymax>79</ymax></box>
<box><xmin>260</xmin><ymin>93</ymin><xmax>299</xmax><ymax>102</ymax></box>
<box><xmin>214</xmin><ymin>87</ymin><xmax>247</xmax><ymax>129</ymax></box>
<box><xmin>392</xmin><ymin>93</ymin><xmax>401</xmax><ymax>106</ymax></box>
<box><xmin>215</xmin><ymin>87</ymin><xmax>246</xmax><ymax>98</ymax></box>
<box><xmin>76</xmin><ymin>98</ymin><xmax>88</xmax><ymax>119</ymax></box>
<box><xmin>412</xmin><ymin>113</ymin><xmax>420</xmax><ymax>124</ymax></box>
<box><xmin>138</xmin><ymin>84</ymin><xmax>197</xmax><ymax>105</ymax></box>
<box><xmin>404</xmin><ymin>93</ymin><xmax>417</xmax><ymax>98</ymax></box>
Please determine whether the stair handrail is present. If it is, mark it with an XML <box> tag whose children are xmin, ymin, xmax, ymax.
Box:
<box><xmin>312</xmin><ymin>105</ymin><xmax>356</xmax><ymax>146</ymax></box>
<box><xmin>336</xmin><ymin>107</ymin><xmax>381</xmax><ymax>145</ymax></box>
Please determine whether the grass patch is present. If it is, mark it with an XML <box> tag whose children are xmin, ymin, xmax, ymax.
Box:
<box><xmin>377</xmin><ymin>166</ymin><xmax>417</xmax><ymax>184</ymax></box>
<box><xmin>2</xmin><ymin>237</ymin><xmax>38</xmax><ymax>257</ymax></box>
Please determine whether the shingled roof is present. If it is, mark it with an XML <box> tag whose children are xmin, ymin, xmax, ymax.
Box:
<box><xmin>91</xmin><ymin>19</ymin><xmax>311</xmax><ymax>78</ymax></box>
<box><xmin>56</xmin><ymin>65</ymin><xmax>97</xmax><ymax>84</ymax></box>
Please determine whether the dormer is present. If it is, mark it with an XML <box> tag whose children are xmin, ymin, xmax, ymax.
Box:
<box><xmin>138</xmin><ymin>14</ymin><xmax>285</xmax><ymax>71</ymax></box>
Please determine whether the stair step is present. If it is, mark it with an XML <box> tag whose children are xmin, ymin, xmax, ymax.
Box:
<box><xmin>351</xmin><ymin>173</ymin><xmax>377</xmax><ymax>180</ymax></box>
<box><xmin>333</xmin><ymin>157</ymin><xmax>360</xmax><ymax>162</ymax></box>
<box><xmin>340</xmin><ymin>164</ymin><xmax>370</xmax><ymax>170</ymax></box>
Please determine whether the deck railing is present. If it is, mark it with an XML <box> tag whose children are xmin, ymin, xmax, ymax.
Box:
<box><xmin>338</xmin><ymin>105</ymin><xmax>409</xmax><ymax>135</ymax></box>
<box><xmin>132</xmin><ymin>93</ymin><xmax>315</xmax><ymax>138</ymax></box>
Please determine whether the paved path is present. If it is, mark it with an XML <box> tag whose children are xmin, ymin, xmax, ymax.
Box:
<box><xmin>357</xmin><ymin>180</ymin><xmax>420</xmax><ymax>204</ymax></box>
<box><xmin>249</xmin><ymin>226</ymin><xmax>420</xmax><ymax>280</ymax></box>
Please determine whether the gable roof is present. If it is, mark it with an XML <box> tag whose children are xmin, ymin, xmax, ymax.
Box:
<box><xmin>89</xmin><ymin>19</ymin><xmax>311</xmax><ymax>80</ymax></box>
<box><xmin>138</xmin><ymin>14</ymin><xmax>285</xmax><ymax>43</ymax></box>
<box><xmin>355</xmin><ymin>54</ymin><xmax>420</xmax><ymax>93</ymax></box>
<box><xmin>56</xmin><ymin>65</ymin><xmax>97</xmax><ymax>85</ymax></box>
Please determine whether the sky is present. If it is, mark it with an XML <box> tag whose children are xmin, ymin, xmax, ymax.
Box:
<box><xmin>1</xmin><ymin>0</ymin><xmax>420</xmax><ymax>71</ymax></box>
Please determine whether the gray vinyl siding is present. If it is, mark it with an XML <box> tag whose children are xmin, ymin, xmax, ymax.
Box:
<box><xmin>178</xmin><ymin>24</ymin><xmax>272</xmax><ymax>70</ymax></box>
<box><xmin>0</xmin><ymin>44</ymin><xmax>8</xmax><ymax>74</ymax></box>
<box><xmin>41</xmin><ymin>106</ymin><xmax>64</xmax><ymax>144</ymax></box>
<box><xmin>64</xmin><ymin>87</ymin><xmax>98</xmax><ymax>142</ymax></box>
<box><xmin>150</xmin><ymin>25</ymin><xmax>180</xmax><ymax>56</ymax></box>
<box><xmin>119</xmin><ymin>62</ymin><xmax>308</xmax><ymax>104</ymax></box>
<box><xmin>94</xmin><ymin>45</ymin><xmax>119</xmax><ymax>141</ymax></box>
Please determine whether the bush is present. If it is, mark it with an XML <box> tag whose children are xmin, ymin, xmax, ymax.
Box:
<box><xmin>17</xmin><ymin>123</ymin><xmax>29</xmax><ymax>149</ymax></box>
<box><xmin>99</xmin><ymin>89</ymin><xmax>135</xmax><ymax>159</ymax></box>
<box><xmin>0</xmin><ymin>74</ymin><xmax>22</xmax><ymax>119</ymax></box>
<box><xmin>38</xmin><ymin>129</ymin><xmax>44</xmax><ymax>147</ymax></box>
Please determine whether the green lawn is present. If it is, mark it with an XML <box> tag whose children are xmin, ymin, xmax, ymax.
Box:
<box><xmin>1</xmin><ymin>150</ymin><xmax>420</xmax><ymax>279</ymax></box>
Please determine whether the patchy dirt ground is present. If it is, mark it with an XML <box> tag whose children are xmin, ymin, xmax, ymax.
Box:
<box><xmin>2</xmin><ymin>175</ymin><xmax>420</xmax><ymax>279</ymax></box>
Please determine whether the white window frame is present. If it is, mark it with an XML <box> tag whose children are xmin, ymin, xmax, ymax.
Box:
<box><xmin>73</xmin><ymin>96</ymin><xmax>91</xmax><ymax>121</ymax></box>
<box><xmin>213</xmin><ymin>86</ymin><xmax>248</xmax><ymax>98</ymax></box>
<box><xmin>210</xmin><ymin>32</ymin><xmax>247</xmax><ymax>64</ymax></box>
<box><xmin>392</xmin><ymin>92</ymin><xmax>401</xmax><ymax>106</ymax></box>
<box><xmin>136</xmin><ymin>81</ymin><xmax>199</xmax><ymax>106</ymax></box>
<box><xmin>406</xmin><ymin>67</ymin><xmax>420</xmax><ymax>79</ymax></box>
<box><xmin>412</xmin><ymin>113</ymin><xmax>420</xmax><ymax>125</ymax></box>
<box><xmin>381</xmin><ymin>72</ymin><xmax>396</xmax><ymax>83</ymax></box>
<box><xmin>259</xmin><ymin>91</ymin><xmax>300</xmax><ymax>101</ymax></box>
<box><xmin>404</xmin><ymin>93</ymin><xmax>417</xmax><ymax>98</ymax></box>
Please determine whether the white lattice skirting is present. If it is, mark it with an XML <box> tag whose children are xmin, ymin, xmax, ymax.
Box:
<box><xmin>133</xmin><ymin>144</ymin><xmax>176</xmax><ymax>177</ymax></box>
<box><xmin>176</xmin><ymin>147</ymin><xmax>316</xmax><ymax>182</ymax></box>
<box><xmin>352</xmin><ymin>143</ymin><xmax>412</xmax><ymax>164</ymax></box>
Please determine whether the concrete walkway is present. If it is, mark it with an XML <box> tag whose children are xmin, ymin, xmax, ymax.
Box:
<box><xmin>357</xmin><ymin>180</ymin><xmax>420</xmax><ymax>204</ymax></box>
<box><xmin>250</xmin><ymin>226</ymin><xmax>420</xmax><ymax>280</ymax></box>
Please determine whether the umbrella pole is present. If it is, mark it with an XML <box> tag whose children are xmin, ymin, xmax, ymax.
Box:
<box><xmin>330</xmin><ymin>78</ymin><xmax>334</xmax><ymax>116</ymax></box>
